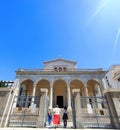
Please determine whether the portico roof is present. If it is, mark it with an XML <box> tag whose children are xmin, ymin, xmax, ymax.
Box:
<box><xmin>44</xmin><ymin>58</ymin><xmax>77</xmax><ymax>65</ymax></box>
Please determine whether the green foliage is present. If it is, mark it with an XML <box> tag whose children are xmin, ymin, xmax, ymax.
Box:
<box><xmin>0</xmin><ymin>80</ymin><xmax>8</xmax><ymax>87</ymax></box>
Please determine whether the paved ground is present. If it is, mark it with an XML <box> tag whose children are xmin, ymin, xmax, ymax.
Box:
<box><xmin>0</xmin><ymin>128</ymin><xmax>118</xmax><ymax>130</ymax></box>
<box><xmin>0</xmin><ymin>121</ymin><xmax>117</xmax><ymax>130</ymax></box>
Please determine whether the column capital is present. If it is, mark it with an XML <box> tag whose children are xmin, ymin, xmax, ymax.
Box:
<box><xmin>40</xmin><ymin>88</ymin><xmax>48</xmax><ymax>93</ymax></box>
<box><xmin>66</xmin><ymin>81</ymin><xmax>70</xmax><ymax>87</ymax></box>
<box><xmin>84</xmin><ymin>83</ymin><xmax>88</xmax><ymax>87</ymax></box>
<box><xmin>72</xmin><ymin>89</ymin><xmax>80</xmax><ymax>94</ymax></box>
<box><xmin>33</xmin><ymin>82</ymin><xmax>37</xmax><ymax>86</ymax></box>
<box><xmin>50</xmin><ymin>82</ymin><xmax>53</xmax><ymax>86</ymax></box>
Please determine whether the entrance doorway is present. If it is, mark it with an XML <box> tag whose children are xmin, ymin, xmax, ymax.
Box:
<box><xmin>57</xmin><ymin>96</ymin><xmax>63</xmax><ymax>108</ymax></box>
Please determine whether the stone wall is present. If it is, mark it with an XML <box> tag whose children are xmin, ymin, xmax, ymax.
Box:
<box><xmin>37</xmin><ymin>89</ymin><xmax>48</xmax><ymax>128</ymax></box>
<box><xmin>104</xmin><ymin>88</ymin><xmax>120</xmax><ymax>129</ymax></box>
<box><xmin>0</xmin><ymin>88</ymin><xmax>12</xmax><ymax>127</ymax></box>
<box><xmin>72</xmin><ymin>89</ymin><xmax>84</xmax><ymax>128</ymax></box>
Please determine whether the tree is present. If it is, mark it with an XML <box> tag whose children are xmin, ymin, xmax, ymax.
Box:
<box><xmin>0</xmin><ymin>80</ymin><xmax>8</xmax><ymax>87</ymax></box>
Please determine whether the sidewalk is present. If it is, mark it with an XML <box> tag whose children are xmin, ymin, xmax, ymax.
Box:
<box><xmin>0</xmin><ymin>122</ymin><xmax>117</xmax><ymax>130</ymax></box>
<box><xmin>0</xmin><ymin>128</ymin><xmax>118</xmax><ymax>130</ymax></box>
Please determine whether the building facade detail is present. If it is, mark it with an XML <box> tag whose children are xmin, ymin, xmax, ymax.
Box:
<box><xmin>103</xmin><ymin>65</ymin><xmax>120</xmax><ymax>89</ymax></box>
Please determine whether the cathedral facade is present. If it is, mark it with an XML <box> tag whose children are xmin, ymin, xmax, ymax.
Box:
<box><xmin>15</xmin><ymin>58</ymin><xmax>105</xmax><ymax>109</ymax></box>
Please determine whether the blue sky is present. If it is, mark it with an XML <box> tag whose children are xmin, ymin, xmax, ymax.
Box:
<box><xmin>0</xmin><ymin>0</ymin><xmax>120</xmax><ymax>80</ymax></box>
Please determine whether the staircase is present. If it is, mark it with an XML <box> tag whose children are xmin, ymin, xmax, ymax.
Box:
<box><xmin>0</xmin><ymin>89</ymin><xmax>14</xmax><ymax>127</ymax></box>
<box><xmin>46</xmin><ymin>108</ymin><xmax>73</xmax><ymax>128</ymax></box>
<box><xmin>81</xmin><ymin>108</ymin><xmax>112</xmax><ymax>128</ymax></box>
<box><xmin>8</xmin><ymin>107</ymin><xmax>39</xmax><ymax>127</ymax></box>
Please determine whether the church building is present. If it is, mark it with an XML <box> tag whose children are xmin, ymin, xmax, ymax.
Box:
<box><xmin>0</xmin><ymin>58</ymin><xmax>120</xmax><ymax>129</ymax></box>
<box><xmin>15</xmin><ymin>58</ymin><xmax>105</xmax><ymax>109</ymax></box>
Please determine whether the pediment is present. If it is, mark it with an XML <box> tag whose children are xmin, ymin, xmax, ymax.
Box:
<box><xmin>44</xmin><ymin>58</ymin><xmax>77</xmax><ymax>69</ymax></box>
<box><xmin>44</xmin><ymin>58</ymin><xmax>76</xmax><ymax>64</ymax></box>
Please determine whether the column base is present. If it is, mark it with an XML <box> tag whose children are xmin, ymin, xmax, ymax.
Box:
<box><xmin>48</xmin><ymin>105</ymin><xmax>53</xmax><ymax>109</ymax></box>
<box><xmin>67</xmin><ymin>106</ymin><xmax>72</xmax><ymax>112</ymax></box>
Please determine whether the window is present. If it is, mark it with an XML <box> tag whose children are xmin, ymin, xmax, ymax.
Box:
<box><xmin>59</xmin><ymin>67</ymin><xmax>62</xmax><ymax>72</ymax></box>
<box><xmin>118</xmin><ymin>78</ymin><xmax>120</xmax><ymax>82</ymax></box>
<box><xmin>54</xmin><ymin>67</ymin><xmax>57</xmax><ymax>72</ymax></box>
<box><xmin>100</xmin><ymin>110</ymin><xmax>104</xmax><ymax>115</ymax></box>
<box><xmin>54</xmin><ymin>67</ymin><xmax>67</xmax><ymax>72</ymax></box>
<box><xmin>63</xmin><ymin>67</ymin><xmax>67</xmax><ymax>71</ymax></box>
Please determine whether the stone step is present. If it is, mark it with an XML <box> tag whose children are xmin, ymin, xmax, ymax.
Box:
<box><xmin>46</xmin><ymin>121</ymin><xmax>74</xmax><ymax>128</ymax></box>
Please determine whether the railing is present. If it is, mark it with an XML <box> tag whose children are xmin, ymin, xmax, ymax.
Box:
<box><xmin>8</xmin><ymin>95</ymin><xmax>40</xmax><ymax>127</ymax></box>
<box><xmin>80</xmin><ymin>96</ymin><xmax>113</xmax><ymax>128</ymax></box>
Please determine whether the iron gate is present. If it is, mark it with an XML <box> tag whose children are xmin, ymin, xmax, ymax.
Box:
<box><xmin>8</xmin><ymin>95</ymin><xmax>40</xmax><ymax>127</ymax></box>
<box><xmin>80</xmin><ymin>96</ymin><xmax>113</xmax><ymax>128</ymax></box>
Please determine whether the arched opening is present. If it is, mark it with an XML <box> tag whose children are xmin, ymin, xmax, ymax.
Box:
<box><xmin>36</xmin><ymin>79</ymin><xmax>50</xmax><ymax>96</ymax></box>
<box><xmin>87</xmin><ymin>79</ymin><xmax>101</xmax><ymax>96</ymax></box>
<box><xmin>35</xmin><ymin>79</ymin><xmax>50</xmax><ymax>107</ymax></box>
<box><xmin>17</xmin><ymin>79</ymin><xmax>34</xmax><ymax>107</ymax></box>
<box><xmin>53</xmin><ymin>79</ymin><xmax>67</xmax><ymax>108</ymax></box>
<box><xmin>20</xmin><ymin>79</ymin><xmax>34</xmax><ymax>95</ymax></box>
<box><xmin>70</xmin><ymin>79</ymin><xmax>84</xmax><ymax>97</ymax></box>
<box><xmin>87</xmin><ymin>79</ymin><xmax>102</xmax><ymax>109</ymax></box>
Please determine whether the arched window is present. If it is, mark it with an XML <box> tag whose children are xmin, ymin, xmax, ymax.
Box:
<box><xmin>59</xmin><ymin>67</ymin><xmax>62</xmax><ymax>72</ymax></box>
<box><xmin>54</xmin><ymin>67</ymin><xmax>57</xmax><ymax>72</ymax></box>
<box><xmin>63</xmin><ymin>67</ymin><xmax>67</xmax><ymax>71</ymax></box>
<box><xmin>17</xmin><ymin>85</ymin><xmax>28</xmax><ymax>107</ymax></box>
<box><xmin>118</xmin><ymin>77</ymin><xmax>120</xmax><ymax>82</ymax></box>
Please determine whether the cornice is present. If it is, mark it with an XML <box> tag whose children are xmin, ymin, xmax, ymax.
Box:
<box><xmin>16</xmin><ymin>69</ymin><xmax>105</xmax><ymax>75</ymax></box>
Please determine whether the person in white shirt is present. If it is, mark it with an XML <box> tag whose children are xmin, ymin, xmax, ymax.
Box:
<box><xmin>53</xmin><ymin>105</ymin><xmax>61</xmax><ymax>128</ymax></box>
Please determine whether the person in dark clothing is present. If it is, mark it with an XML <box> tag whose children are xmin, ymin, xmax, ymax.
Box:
<box><xmin>62</xmin><ymin>106</ymin><xmax>68</xmax><ymax>128</ymax></box>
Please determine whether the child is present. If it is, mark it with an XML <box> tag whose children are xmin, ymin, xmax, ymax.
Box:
<box><xmin>48</xmin><ymin>109</ymin><xmax>52</xmax><ymax>125</ymax></box>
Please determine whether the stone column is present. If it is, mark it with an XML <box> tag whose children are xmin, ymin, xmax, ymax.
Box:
<box><xmin>96</xmin><ymin>85</ymin><xmax>102</xmax><ymax>96</ymax></box>
<box><xmin>84</xmin><ymin>84</ymin><xmax>89</xmax><ymax>97</ymax></box>
<box><xmin>12</xmin><ymin>79</ymin><xmax>20</xmax><ymax>108</ymax></box>
<box><xmin>96</xmin><ymin>85</ymin><xmax>102</xmax><ymax>109</ymax></box>
<box><xmin>49</xmin><ymin>82</ymin><xmax>53</xmax><ymax>109</ymax></box>
<box><xmin>37</xmin><ymin>88</ymin><xmax>48</xmax><ymax>128</ymax></box>
<box><xmin>67</xmin><ymin>82</ymin><xmax>71</xmax><ymax>110</ymax></box>
<box><xmin>31</xmin><ymin>83</ymin><xmax>36</xmax><ymax>104</ymax></box>
<box><xmin>72</xmin><ymin>89</ymin><xmax>84</xmax><ymax>128</ymax></box>
<box><xmin>84</xmin><ymin>84</ymin><xmax>89</xmax><ymax>108</ymax></box>
<box><xmin>13</xmin><ymin>89</ymin><xmax>19</xmax><ymax>108</ymax></box>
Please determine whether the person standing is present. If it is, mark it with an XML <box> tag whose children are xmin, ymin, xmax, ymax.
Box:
<box><xmin>53</xmin><ymin>105</ymin><xmax>61</xmax><ymax>128</ymax></box>
<box><xmin>48</xmin><ymin>109</ymin><xmax>52</xmax><ymax>125</ymax></box>
<box><xmin>62</xmin><ymin>106</ymin><xmax>68</xmax><ymax>128</ymax></box>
